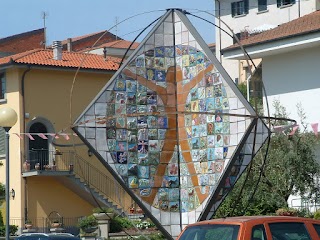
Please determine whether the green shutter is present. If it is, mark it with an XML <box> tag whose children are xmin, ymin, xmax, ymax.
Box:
<box><xmin>244</xmin><ymin>0</ymin><xmax>249</xmax><ymax>14</ymax></box>
<box><xmin>231</xmin><ymin>2</ymin><xmax>236</xmax><ymax>17</ymax></box>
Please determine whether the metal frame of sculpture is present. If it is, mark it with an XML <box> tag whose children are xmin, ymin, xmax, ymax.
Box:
<box><xmin>73</xmin><ymin>9</ymin><xmax>270</xmax><ymax>239</ymax></box>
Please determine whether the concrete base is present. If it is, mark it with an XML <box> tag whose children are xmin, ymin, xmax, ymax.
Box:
<box><xmin>22</xmin><ymin>228</ymin><xmax>37</xmax><ymax>233</ymax></box>
<box><xmin>50</xmin><ymin>228</ymin><xmax>65</xmax><ymax>233</ymax></box>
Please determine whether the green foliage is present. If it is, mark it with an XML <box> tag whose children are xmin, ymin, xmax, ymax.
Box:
<box><xmin>0</xmin><ymin>211</ymin><xmax>3</xmax><ymax>226</ymax></box>
<box><xmin>0</xmin><ymin>183</ymin><xmax>4</xmax><ymax>203</ymax></box>
<box><xmin>136</xmin><ymin>233</ymin><xmax>165</xmax><ymax>240</ymax></box>
<box><xmin>216</xmin><ymin>101</ymin><xmax>320</xmax><ymax>218</ymax></box>
<box><xmin>110</xmin><ymin>216</ymin><xmax>133</xmax><ymax>233</ymax></box>
<box><xmin>237</xmin><ymin>82</ymin><xmax>247</xmax><ymax>98</ymax></box>
<box><xmin>0</xmin><ymin>225</ymin><xmax>18</xmax><ymax>236</ymax></box>
<box><xmin>237</xmin><ymin>82</ymin><xmax>263</xmax><ymax>114</ymax></box>
<box><xmin>135</xmin><ymin>220</ymin><xmax>155</xmax><ymax>230</ymax></box>
<box><xmin>314</xmin><ymin>209</ymin><xmax>320</xmax><ymax>220</ymax></box>
<box><xmin>275</xmin><ymin>208</ymin><xmax>298</xmax><ymax>216</ymax></box>
<box><xmin>78</xmin><ymin>215</ymin><xmax>98</xmax><ymax>231</ymax></box>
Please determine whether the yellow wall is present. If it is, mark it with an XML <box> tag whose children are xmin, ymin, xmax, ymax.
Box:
<box><xmin>0</xmin><ymin>65</ymin><xmax>133</xmax><ymax>228</ymax></box>
<box><xmin>27</xmin><ymin>177</ymin><xmax>93</xmax><ymax>218</ymax></box>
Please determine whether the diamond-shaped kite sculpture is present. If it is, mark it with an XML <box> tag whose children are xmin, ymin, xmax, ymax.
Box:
<box><xmin>73</xmin><ymin>9</ymin><xmax>270</xmax><ymax>239</ymax></box>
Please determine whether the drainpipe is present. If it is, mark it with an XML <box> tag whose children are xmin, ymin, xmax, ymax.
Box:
<box><xmin>21</xmin><ymin>66</ymin><xmax>31</xmax><ymax>221</ymax></box>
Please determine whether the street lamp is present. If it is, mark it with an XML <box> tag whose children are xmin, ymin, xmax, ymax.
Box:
<box><xmin>0</xmin><ymin>107</ymin><xmax>18</xmax><ymax>240</ymax></box>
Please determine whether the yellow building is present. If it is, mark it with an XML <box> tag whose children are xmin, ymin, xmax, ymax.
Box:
<box><xmin>0</xmin><ymin>45</ymin><xmax>132</xmax><ymax>234</ymax></box>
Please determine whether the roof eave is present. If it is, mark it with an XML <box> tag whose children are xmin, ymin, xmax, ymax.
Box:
<box><xmin>223</xmin><ymin>31</ymin><xmax>320</xmax><ymax>60</ymax></box>
<box><xmin>0</xmin><ymin>62</ymin><xmax>118</xmax><ymax>74</ymax></box>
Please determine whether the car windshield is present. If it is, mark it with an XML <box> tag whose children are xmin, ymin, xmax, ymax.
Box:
<box><xmin>179</xmin><ymin>224</ymin><xmax>240</xmax><ymax>240</ymax></box>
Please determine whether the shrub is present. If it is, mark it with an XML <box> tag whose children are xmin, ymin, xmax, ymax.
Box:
<box><xmin>314</xmin><ymin>209</ymin><xmax>320</xmax><ymax>220</ymax></box>
<box><xmin>136</xmin><ymin>220</ymin><xmax>155</xmax><ymax>230</ymax></box>
<box><xmin>110</xmin><ymin>216</ymin><xmax>133</xmax><ymax>233</ymax></box>
<box><xmin>0</xmin><ymin>211</ymin><xmax>3</xmax><ymax>226</ymax></box>
<box><xmin>78</xmin><ymin>215</ymin><xmax>98</xmax><ymax>231</ymax></box>
<box><xmin>275</xmin><ymin>208</ymin><xmax>298</xmax><ymax>216</ymax></box>
<box><xmin>0</xmin><ymin>225</ymin><xmax>18</xmax><ymax>236</ymax></box>
<box><xmin>136</xmin><ymin>233</ymin><xmax>165</xmax><ymax>240</ymax></box>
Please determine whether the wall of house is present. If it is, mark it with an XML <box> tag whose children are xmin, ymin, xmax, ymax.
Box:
<box><xmin>216</xmin><ymin>0</ymin><xmax>317</xmax><ymax>81</ymax></box>
<box><xmin>27</xmin><ymin>176</ymin><xmax>93</xmax><ymax>218</ymax></box>
<box><xmin>0</xmin><ymin>66</ymin><xmax>133</xmax><ymax>230</ymax></box>
<box><xmin>0</xmin><ymin>67</ymin><xmax>24</xmax><ymax>229</ymax></box>
<box><xmin>262</xmin><ymin>46</ymin><xmax>320</xmax><ymax>128</ymax></box>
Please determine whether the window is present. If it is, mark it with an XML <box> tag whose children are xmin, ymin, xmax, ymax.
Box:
<box><xmin>258</xmin><ymin>0</ymin><xmax>267</xmax><ymax>11</ymax></box>
<box><xmin>231</xmin><ymin>0</ymin><xmax>249</xmax><ymax>17</ymax></box>
<box><xmin>178</xmin><ymin>224</ymin><xmax>240</xmax><ymax>240</ymax></box>
<box><xmin>313</xmin><ymin>224</ymin><xmax>320</xmax><ymax>237</ymax></box>
<box><xmin>269</xmin><ymin>222</ymin><xmax>311</xmax><ymax>240</ymax></box>
<box><xmin>0</xmin><ymin>72</ymin><xmax>6</xmax><ymax>99</ymax></box>
<box><xmin>251</xmin><ymin>224</ymin><xmax>267</xmax><ymax>240</ymax></box>
<box><xmin>277</xmin><ymin>0</ymin><xmax>295</xmax><ymax>7</ymax></box>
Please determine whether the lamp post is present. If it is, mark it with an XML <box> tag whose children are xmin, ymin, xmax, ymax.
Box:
<box><xmin>0</xmin><ymin>107</ymin><xmax>18</xmax><ymax>240</ymax></box>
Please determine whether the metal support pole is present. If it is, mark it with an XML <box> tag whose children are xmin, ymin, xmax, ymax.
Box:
<box><xmin>5</xmin><ymin>127</ymin><xmax>10</xmax><ymax>240</ymax></box>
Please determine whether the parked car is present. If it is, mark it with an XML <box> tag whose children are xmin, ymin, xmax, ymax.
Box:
<box><xmin>16</xmin><ymin>233</ymin><xmax>80</xmax><ymax>240</ymax></box>
<box><xmin>176</xmin><ymin>216</ymin><xmax>320</xmax><ymax>240</ymax></box>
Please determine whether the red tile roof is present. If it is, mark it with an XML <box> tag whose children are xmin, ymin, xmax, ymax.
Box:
<box><xmin>223</xmin><ymin>10</ymin><xmax>320</xmax><ymax>52</ymax></box>
<box><xmin>0</xmin><ymin>49</ymin><xmax>120</xmax><ymax>71</ymax></box>
<box><xmin>0</xmin><ymin>28</ymin><xmax>45</xmax><ymax>55</ymax></box>
<box><xmin>95</xmin><ymin>40</ymin><xmax>139</xmax><ymax>50</ymax></box>
<box><xmin>60</xmin><ymin>30</ymin><xmax>121</xmax><ymax>52</ymax></box>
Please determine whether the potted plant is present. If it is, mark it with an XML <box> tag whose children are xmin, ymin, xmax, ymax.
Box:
<box><xmin>92</xmin><ymin>207</ymin><xmax>114</xmax><ymax>220</ymax></box>
<box><xmin>25</xmin><ymin>219</ymin><xmax>33</xmax><ymax>229</ymax></box>
<box><xmin>276</xmin><ymin>208</ymin><xmax>298</xmax><ymax>216</ymax></box>
<box><xmin>55</xmin><ymin>148</ymin><xmax>62</xmax><ymax>155</ymax></box>
<box><xmin>23</xmin><ymin>160</ymin><xmax>30</xmax><ymax>172</ymax></box>
<box><xmin>78</xmin><ymin>215</ymin><xmax>98</xmax><ymax>234</ymax></box>
<box><xmin>51</xmin><ymin>219</ymin><xmax>62</xmax><ymax>228</ymax></box>
<box><xmin>35</xmin><ymin>163</ymin><xmax>40</xmax><ymax>170</ymax></box>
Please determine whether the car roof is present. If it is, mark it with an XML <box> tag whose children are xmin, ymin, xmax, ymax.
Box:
<box><xmin>16</xmin><ymin>233</ymin><xmax>79</xmax><ymax>240</ymax></box>
<box><xmin>188</xmin><ymin>216</ymin><xmax>320</xmax><ymax>226</ymax></box>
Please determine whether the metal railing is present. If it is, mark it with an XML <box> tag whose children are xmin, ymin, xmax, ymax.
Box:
<box><xmin>25</xmin><ymin>149</ymin><xmax>75</xmax><ymax>171</ymax></box>
<box><xmin>10</xmin><ymin>217</ymin><xmax>81</xmax><ymax>236</ymax></box>
<box><xmin>23</xmin><ymin>149</ymin><xmax>131</xmax><ymax>211</ymax></box>
<box><xmin>71</xmin><ymin>153</ymin><xmax>129</xmax><ymax>210</ymax></box>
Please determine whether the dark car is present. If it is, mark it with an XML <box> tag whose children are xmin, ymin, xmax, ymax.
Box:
<box><xmin>16</xmin><ymin>233</ymin><xmax>80</xmax><ymax>240</ymax></box>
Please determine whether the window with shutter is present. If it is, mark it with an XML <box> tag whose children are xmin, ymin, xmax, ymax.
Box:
<box><xmin>231</xmin><ymin>0</ymin><xmax>249</xmax><ymax>17</ymax></box>
<box><xmin>258</xmin><ymin>0</ymin><xmax>267</xmax><ymax>11</ymax></box>
<box><xmin>0</xmin><ymin>72</ymin><xmax>6</xmax><ymax>100</ymax></box>
<box><xmin>277</xmin><ymin>0</ymin><xmax>295</xmax><ymax>7</ymax></box>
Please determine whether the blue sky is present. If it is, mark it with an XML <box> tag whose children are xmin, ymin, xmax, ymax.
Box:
<box><xmin>1</xmin><ymin>0</ymin><xmax>216</xmax><ymax>46</ymax></box>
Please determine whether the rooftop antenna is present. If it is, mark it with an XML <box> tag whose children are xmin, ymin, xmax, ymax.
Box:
<box><xmin>42</xmin><ymin>11</ymin><xmax>48</xmax><ymax>49</ymax></box>
<box><xmin>115</xmin><ymin>16</ymin><xmax>119</xmax><ymax>40</ymax></box>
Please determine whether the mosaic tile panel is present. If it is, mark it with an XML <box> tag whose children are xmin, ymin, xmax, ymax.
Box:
<box><xmin>73</xmin><ymin>9</ymin><xmax>270</xmax><ymax>239</ymax></box>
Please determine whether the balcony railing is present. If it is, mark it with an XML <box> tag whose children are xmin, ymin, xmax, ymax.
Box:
<box><xmin>24</xmin><ymin>149</ymin><xmax>75</xmax><ymax>171</ymax></box>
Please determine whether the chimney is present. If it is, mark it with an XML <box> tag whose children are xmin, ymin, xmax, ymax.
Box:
<box><xmin>103</xmin><ymin>47</ymin><xmax>107</xmax><ymax>60</ymax></box>
<box><xmin>52</xmin><ymin>41</ymin><xmax>62</xmax><ymax>60</ymax></box>
<box><xmin>67</xmin><ymin>38</ymin><xmax>72</xmax><ymax>52</ymax></box>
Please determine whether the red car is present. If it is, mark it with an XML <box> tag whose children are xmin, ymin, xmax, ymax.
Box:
<box><xmin>176</xmin><ymin>216</ymin><xmax>320</xmax><ymax>240</ymax></box>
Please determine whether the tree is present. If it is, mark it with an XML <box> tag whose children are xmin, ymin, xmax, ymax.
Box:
<box><xmin>216</xmin><ymin>100</ymin><xmax>320</xmax><ymax>217</ymax></box>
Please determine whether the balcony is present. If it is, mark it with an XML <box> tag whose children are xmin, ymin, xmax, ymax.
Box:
<box><xmin>22</xmin><ymin>149</ymin><xmax>75</xmax><ymax>177</ymax></box>
<box><xmin>21</xmin><ymin>149</ymin><xmax>133</xmax><ymax>214</ymax></box>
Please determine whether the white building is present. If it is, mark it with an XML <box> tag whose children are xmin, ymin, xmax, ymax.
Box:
<box><xmin>215</xmin><ymin>0</ymin><xmax>320</xmax><ymax>82</ymax></box>
<box><xmin>222</xmin><ymin>10</ymin><xmax>320</xmax><ymax>210</ymax></box>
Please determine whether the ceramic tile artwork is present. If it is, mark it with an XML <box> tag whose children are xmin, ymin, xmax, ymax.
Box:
<box><xmin>73</xmin><ymin>9</ymin><xmax>270</xmax><ymax>238</ymax></box>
